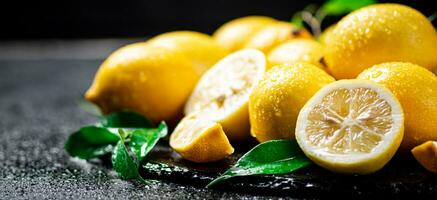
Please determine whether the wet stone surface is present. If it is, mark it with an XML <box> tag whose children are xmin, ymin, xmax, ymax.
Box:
<box><xmin>0</xmin><ymin>60</ymin><xmax>277</xmax><ymax>199</ymax></box>
<box><xmin>0</xmin><ymin>60</ymin><xmax>436</xmax><ymax>199</ymax></box>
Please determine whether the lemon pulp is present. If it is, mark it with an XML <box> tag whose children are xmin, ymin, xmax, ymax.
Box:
<box><xmin>296</xmin><ymin>80</ymin><xmax>404</xmax><ymax>174</ymax></box>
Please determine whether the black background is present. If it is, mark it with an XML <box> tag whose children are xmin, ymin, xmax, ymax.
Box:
<box><xmin>0</xmin><ymin>0</ymin><xmax>435</xmax><ymax>39</ymax></box>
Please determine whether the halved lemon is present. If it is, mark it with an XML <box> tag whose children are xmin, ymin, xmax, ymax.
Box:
<box><xmin>295</xmin><ymin>80</ymin><xmax>404</xmax><ymax>174</ymax></box>
<box><xmin>170</xmin><ymin>113</ymin><xmax>234</xmax><ymax>163</ymax></box>
<box><xmin>184</xmin><ymin>49</ymin><xmax>267</xmax><ymax>141</ymax></box>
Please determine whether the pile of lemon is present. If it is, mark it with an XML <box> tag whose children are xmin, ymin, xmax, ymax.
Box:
<box><xmin>86</xmin><ymin>4</ymin><xmax>437</xmax><ymax>174</ymax></box>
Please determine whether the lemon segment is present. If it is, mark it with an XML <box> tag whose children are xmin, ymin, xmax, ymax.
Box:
<box><xmin>411</xmin><ymin>141</ymin><xmax>437</xmax><ymax>173</ymax></box>
<box><xmin>170</xmin><ymin>114</ymin><xmax>234</xmax><ymax>163</ymax></box>
<box><xmin>184</xmin><ymin>49</ymin><xmax>267</xmax><ymax>141</ymax></box>
<box><xmin>295</xmin><ymin>80</ymin><xmax>404</xmax><ymax>174</ymax></box>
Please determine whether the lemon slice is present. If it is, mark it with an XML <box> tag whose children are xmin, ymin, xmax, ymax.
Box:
<box><xmin>170</xmin><ymin>113</ymin><xmax>234</xmax><ymax>163</ymax></box>
<box><xmin>411</xmin><ymin>141</ymin><xmax>437</xmax><ymax>173</ymax></box>
<box><xmin>184</xmin><ymin>49</ymin><xmax>267</xmax><ymax>140</ymax></box>
<box><xmin>295</xmin><ymin>80</ymin><xmax>404</xmax><ymax>174</ymax></box>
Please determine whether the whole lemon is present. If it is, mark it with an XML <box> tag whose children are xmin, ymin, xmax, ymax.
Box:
<box><xmin>85</xmin><ymin>43</ymin><xmax>199</xmax><ymax>123</ymax></box>
<box><xmin>147</xmin><ymin>31</ymin><xmax>228</xmax><ymax>75</ymax></box>
<box><xmin>244</xmin><ymin>21</ymin><xmax>312</xmax><ymax>53</ymax></box>
<box><xmin>213</xmin><ymin>16</ymin><xmax>277</xmax><ymax>52</ymax></box>
<box><xmin>268</xmin><ymin>39</ymin><xmax>325</xmax><ymax>69</ymax></box>
<box><xmin>249</xmin><ymin>63</ymin><xmax>335</xmax><ymax>142</ymax></box>
<box><xmin>319</xmin><ymin>24</ymin><xmax>336</xmax><ymax>45</ymax></box>
<box><xmin>325</xmin><ymin>4</ymin><xmax>437</xmax><ymax>79</ymax></box>
<box><xmin>358</xmin><ymin>62</ymin><xmax>437</xmax><ymax>150</ymax></box>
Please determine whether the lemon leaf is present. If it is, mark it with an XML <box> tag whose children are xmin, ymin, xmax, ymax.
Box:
<box><xmin>207</xmin><ymin>140</ymin><xmax>311</xmax><ymax>188</ymax></box>
<box><xmin>65</xmin><ymin>126</ymin><xmax>120</xmax><ymax>159</ymax></box>
<box><xmin>99</xmin><ymin>111</ymin><xmax>153</xmax><ymax>128</ymax></box>
<box><xmin>129</xmin><ymin>122</ymin><xmax>168</xmax><ymax>163</ymax></box>
<box><xmin>321</xmin><ymin>0</ymin><xmax>376</xmax><ymax>16</ymax></box>
<box><xmin>291</xmin><ymin>12</ymin><xmax>304</xmax><ymax>28</ymax></box>
<box><xmin>112</xmin><ymin>135</ymin><xmax>144</xmax><ymax>181</ymax></box>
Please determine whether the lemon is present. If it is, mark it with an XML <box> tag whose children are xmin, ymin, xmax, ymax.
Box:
<box><xmin>85</xmin><ymin>43</ymin><xmax>198</xmax><ymax>124</ymax></box>
<box><xmin>147</xmin><ymin>31</ymin><xmax>228</xmax><ymax>75</ymax></box>
<box><xmin>411</xmin><ymin>141</ymin><xmax>437</xmax><ymax>173</ymax></box>
<box><xmin>213</xmin><ymin>16</ymin><xmax>277</xmax><ymax>52</ymax></box>
<box><xmin>185</xmin><ymin>49</ymin><xmax>266</xmax><ymax>141</ymax></box>
<box><xmin>249</xmin><ymin>63</ymin><xmax>335</xmax><ymax>143</ymax></box>
<box><xmin>325</xmin><ymin>4</ymin><xmax>437</xmax><ymax>79</ymax></box>
<box><xmin>268</xmin><ymin>39</ymin><xmax>325</xmax><ymax>69</ymax></box>
<box><xmin>319</xmin><ymin>24</ymin><xmax>336</xmax><ymax>45</ymax></box>
<box><xmin>170</xmin><ymin>113</ymin><xmax>234</xmax><ymax>163</ymax></box>
<box><xmin>357</xmin><ymin>62</ymin><xmax>437</xmax><ymax>150</ymax></box>
<box><xmin>295</xmin><ymin>80</ymin><xmax>404</xmax><ymax>174</ymax></box>
<box><xmin>244</xmin><ymin>21</ymin><xmax>312</xmax><ymax>53</ymax></box>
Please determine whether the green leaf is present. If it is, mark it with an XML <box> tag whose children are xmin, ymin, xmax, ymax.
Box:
<box><xmin>64</xmin><ymin>126</ymin><xmax>120</xmax><ymax>159</ymax></box>
<box><xmin>207</xmin><ymin>140</ymin><xmax>311</xmax><ymax>188</ymax></box>
<box><xmin>99</xmin><ymin>111</ymin><xmax>153</xmax><ymax>128</ymax></box>
<box><xmin>129</xmin><ymin>122</ymin><xmax>168</xmax><ymax>163</ymax></box>
<box><xmin>291</xmin><ymin>12</ymin><xmax>304</xmax><ymax>28</ymax></box>
<box><xmin>321</xmin><ymin>0</ymin><xmax>376</xmax><ymax>16</ymax></box>
<box><xmin>111</xmin><ymin>138</ymin><xmax>143</xmax><ymax>181</ymax></box>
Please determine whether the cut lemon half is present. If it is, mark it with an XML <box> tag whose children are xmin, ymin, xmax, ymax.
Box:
<box><xmin>184</xmin><ymin>49</ymin><xmax>267</xmax><ymax>141</ymax></box>
<box><xmin>170</xmin><ymin>113</ymin><xmax>234</xmax><ymax>163</ymax></box>
<box><xmin>295</xmin><ymin>80</ymin><xmax>404</xmax><ymax>174</ymax></box>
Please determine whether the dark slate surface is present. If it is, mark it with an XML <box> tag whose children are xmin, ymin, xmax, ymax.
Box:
<box><xmin>1</xmin><ymin>60</ymin><xmax>436</xmax><ymax>199</ymax></box>
<box><xmin>0</xmin><ymin>60</ymin><xmax>280</xmax><ymax>199</ymax></box>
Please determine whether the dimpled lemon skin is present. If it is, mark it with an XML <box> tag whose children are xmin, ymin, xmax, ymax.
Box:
<box><xmin>358</xmin><ymin>62</ymin><xmax>437</xmax><ymax>150</ymax></box>
<box><xmin>244</xmin><ymin>21</ymin><xmax>312</xmax><ymax>54</ymax></box>
<box><xmin>213</xmin><ymin>16</ymin><xmax>277</xmax><ymax>52</ymax></box>
<box><xmin>268</xmin><ymin>39</ymin><xmax>325</xmax><ymax>69</ymax></box>
<box><xmin>249</xmin><ymin>63</ymin><xmax>335</xmax><ymax>142</ymax></box>
<box><xmin>325</xmin><ymin>4</ymin><xmax>437</xmax><ymax>79</ymax></box>
<box><xmin>85</xmin><ymin>43</ymin><xmax>199</xmax><ymax>124</ymax></box>
<box><xmin>147</xmin><ymin>31</ymin><xmax>228</xmax><ymax>75</ymax></box>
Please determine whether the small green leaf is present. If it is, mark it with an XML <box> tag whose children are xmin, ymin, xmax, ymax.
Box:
<box><xmin>99</xmin><ymin>111</ymin><xmax>153</xmax><ymax>128</ymax></box>
<box><xmin>129</xmin><ymin>122</ymin><xmax>168</xmax><ymax>163</ymax></box>
<box><xmin>291</xmin><ymin>12</ymin><xmax>304</xmax><ymax>28</ymax></box>
<box><xmin>321</xmin><ymin>0</ymin><xmax>376</xmax><ymax>16</ymax></box>
<box><xmin>207</xmin><ymin>140</ymin><xmax>311</xmax><ymax>188</ymax></box>
<box><xmin>65</xmin><ymin>126</ymin><xmax>120</xmax><ymax>159</ymax></box>
<box><xmin>111</xmin><ymin>138</ymin><xmax>143</xmax><ymax>181</ymax></box>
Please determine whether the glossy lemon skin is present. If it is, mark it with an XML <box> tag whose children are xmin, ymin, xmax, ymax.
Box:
<box><xmin>249</xmin><ymin>63</ymin><xmax>335</xmax><ymax>142</ymax></box>
<box><xmin>147</xmin><ymin>31</ymin><xmax>228</xmax><ymax>75</ymax></box>
<box><xmin>85</xmin><ymin>43</ymin><xmax>199</xmax><ymax>124</ymax></box>
<box><xmin>213</xmin><ymin>16</ymin><xmax>277</xmax><ymax>52</ymax></box>
<box><xmin>268</xmin><ymin>39</ymin><xmax>325</xmax><ymax>69</ymax></box>
<box><xmin>358</xmin><ymin>62</ymin><xmax>437</xmax><ymax>150</ymax></box>
<box><xmin>244</xmin><ymin>21</ymin><xmax>312</xmax><ymax>53</ymax></box>
<box><xmin>319</xmin><ymin>24</ymin><xmax>336</xmax><ymax>45</ymax></box>
<box><xmin>325</xmin><ymin>4</ymin><xmax>437</xmax><ymax>79</ymax></box>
